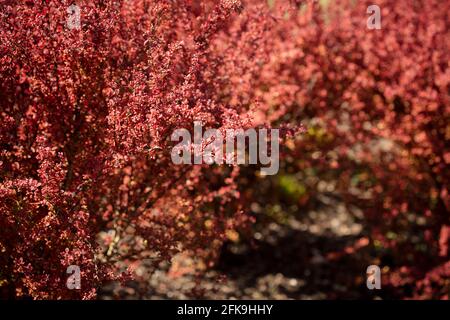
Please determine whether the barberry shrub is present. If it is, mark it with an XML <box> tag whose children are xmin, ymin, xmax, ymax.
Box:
<box><xmin>0</xmin><ymin>0</ymin><xmax>448</xmax><ymax>300</ymax></box>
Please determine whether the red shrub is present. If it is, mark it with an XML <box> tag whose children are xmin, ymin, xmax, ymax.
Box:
<box><xmin>242</xmin><ymin>0</ymin><xmax>449</xmax><ymax>298</ymax></box>
<box><xmin>0</xmin><ymin>0</ymin><xmax>448</xmax><ymax>299</ymax></box>
<box><xmin>0</xmin><ymin>0</ymin><xmax>259</xmax><ymax>299</ymax></box>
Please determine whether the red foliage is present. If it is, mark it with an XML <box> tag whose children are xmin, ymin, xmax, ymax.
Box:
<box><xmin>0</xmin><ymin>0</ymin><xmax>257</xmax><ymax>299</ymax></box>
<box><xmin>0</xmin><ymin>0</ymin><xmax>448</xmax><ymax>299</ymax></box>
<box><xmin>246</xmin><ymin>0</ymin><xmax>449</xmax><ymax>298</ymax></box>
